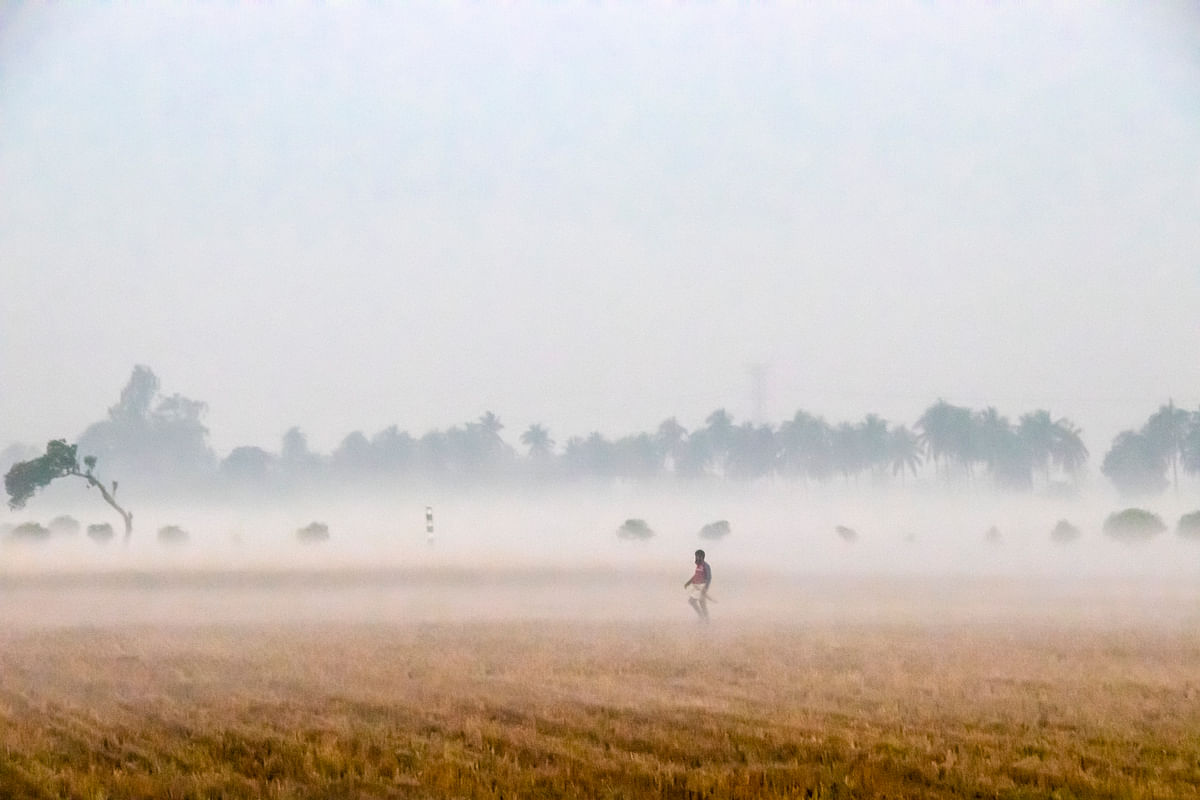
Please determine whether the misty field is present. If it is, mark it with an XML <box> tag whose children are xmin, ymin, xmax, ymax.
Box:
<box><xmin>2</xmin><ymin>571</ymin><xmax>1200</xmax><ymax>799</ymax></box>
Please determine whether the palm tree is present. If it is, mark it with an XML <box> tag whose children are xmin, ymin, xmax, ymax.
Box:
<box><xmin>973</xmin><ymin>407</ymin><xmax>1013</xmax><ymax>478</ymax></box>
<box><xmin>831</xmin><ymin>422</ymin><xmax>864</xmax><ymax>483</ymax></box>
<box><xmin>1018</xmin><ymin>410</ymin><xmax>1056</xmax><ymax>485</ymax></box>
<box><xmin>1142</xmin><ymin>400</ymin><xmax>1190</xmax><ymax>494</ymax></box>
<box><xmin>675</xmin><ymin>429</ymin><xmax>713</xmax><ymax>478</ymax></box>
<box><xmin>887</xmin><ymin>425</ymin><xmax>923</xmax><ymax>484</ymax></box>
<box><xmin>857</xmin><ymin>414</ymin><xmax>890</xmax><ymax>479</ymax></box>
<box><xmin>614</xmin><ymin>433</ymin><xmax>660</xmax><ymax>479</ymax></box>
<box><xmin>727</xmin><ymin>422</ymin><xmax>777</xmax><ymax>479</ymax></box>
<box><xmin>916</xmin><ymin>400</ymin><xmax>972</xmax><ymax>480</ymax></box>
<box><xmin>778</xmin><ymin>410</ymin><xmax>833</xmax><ymax>483</ymax></box>
<box><xmin>520</xmin><ymin>424</ymin><xmax>555</xmax><ymax>459</ymax></box>
<box><xmin>703</xmin><ymin>409</ymin><xmax>735</xmax><ymax>476</ymax></box>
<box><xmin>1050</xmin><ymin>418</ymin><xmax>1088</xmax><ymax>479</ymax></box>
<box><xmin>462</xmin><ymin>412</ymin><xmax>513</xmax><ymax>475</ymax></box>
<box><xmin>655</xmin><ymin>417</ymin><xmax>688</xmax><ymax>473</ymax></box>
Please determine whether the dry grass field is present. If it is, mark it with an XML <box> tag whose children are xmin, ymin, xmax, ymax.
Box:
<box><xmin>2</xmin><ymin>571</ymin><xmax>1200</xmax><ymax>798</ymax></box>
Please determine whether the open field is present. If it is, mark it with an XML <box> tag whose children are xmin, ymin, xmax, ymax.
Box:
<box><xmin>2</xmin><ymin>569</ymin><xmax>1200</xmax><ymax>798</ymax></box>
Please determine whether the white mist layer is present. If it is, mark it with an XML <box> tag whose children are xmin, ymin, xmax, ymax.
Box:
<box><xmin>3</xmin><ymin>483</ymin><xmax>1199</xmax><ymax>579</ymax></box>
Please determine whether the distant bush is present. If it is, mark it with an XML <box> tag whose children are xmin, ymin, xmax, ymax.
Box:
<box><xmin>87</xmin><ymin>522</ymin><xmax>115</xmax><ymax>543</ymax></box>
<box><xmin>157</xmin><ymin>525</ymin><xmax>189</xmax><ymax>545</ymax></box>
<box><xmin>296</xmin><ymin>522</ymin><xmax>330</xmax><ymax>544</ymax></box>
<box><xmin>1102</xmin><ymin>508</ymin><xmax>1165</xmax><ymax>542</ymax></box>
<box><xmin>699</xmin><ymin>520</ymin><xmax>731</xmax><ymax>540</ymax></box>
<box><xmin>617</xmin><ymin>519</ymin><xmax>654</xmax><ymax>540</ymax></box>
<box><xmin>1050</xmin><ymin>519</ymin><xmax>1081</xmax><ymax>544</ymax></box>
<box><xmin>48</xmin><ymin>515</ymin><xmax>80</xmax><ymax>535</ymax></box>
<box><xmin>835</xmin><ymin>525</ymin><xmax>857</xmax><ymax>543</ymax></box>
<box><xmin>1177</xmin><ymin>511</ymin><xmax>1200</xmax><ymax>540</ymax></box>
<box><xmin>984</xmin><ymin>526</ymin><xmax>1002</xmax><ymax>544</ymax></box>
<box><xmin>8</xmin><ymin>522</ymin><xmax>49</xmax><ymax>542</ymax></box>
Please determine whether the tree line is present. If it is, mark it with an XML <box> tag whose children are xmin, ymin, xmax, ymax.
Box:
<box><xmin>4</xmin><ymin>367</ymin><xmax>1198</xmax><ymax>499</ymax></box>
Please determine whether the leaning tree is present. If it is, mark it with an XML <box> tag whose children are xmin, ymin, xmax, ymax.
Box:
<box><xmin>4</xmin><ymin>440</ymin><xmax>133</xmax><ymax>541</ymax></box>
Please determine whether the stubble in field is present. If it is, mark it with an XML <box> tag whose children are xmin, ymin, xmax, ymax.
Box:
<box><xmin>2</xmin><ymin>610</ymin><xmax>1200</xmax><ymax>799</ymax></box>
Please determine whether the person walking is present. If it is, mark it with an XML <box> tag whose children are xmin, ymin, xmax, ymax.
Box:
<box><xmin>684</xmin><ymin>549</ymin><xmax>711</xmax><ymax>621</ymax></box>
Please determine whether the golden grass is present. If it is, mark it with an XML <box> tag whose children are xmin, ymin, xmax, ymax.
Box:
<box><xmin>1</xmin><ymin>620</ymin><xmax>1199</xmax><ymax>798</ymax></box>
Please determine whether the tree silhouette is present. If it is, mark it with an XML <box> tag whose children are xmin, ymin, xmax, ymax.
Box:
<box><xmin>857</xmin><ymin>414</ymin><xmax>890</xmax><ymax>479</ymax></box>
<box><xmin>916</xmin><ymin>400</ymin><xmax>973</xmax><ymax>480</ymax></box>
<box><xmin>778</xmin><ymin>410</ymin><xmax>832</xmax><ymax>483</ymax></box>
<box><xmin>1018</xmin><ymin>410</ymin><xmax>1057</xmax><ymax>484</ymax></box>
<box><xmin>613</xmin><ymin>433</ymin><xmax>660</xmax><ymax>479</ymax></box>
<box><xmin>703</xmin><ymin>409</ymin><xmax>735</xmax><ymax>477</ymax></box>
<box><xmin>77</xmin><ymin>366</ymin><xmax>215</xmax><ymax>484</ymax></box>
<box><xmin>220</xmin><ymin>446</ymin><xmax>275</xmax><ymax>485</ymax></box>
<box><xmin>461</xmin><ymin>412</ymin><xmax>513</xmax><ymax>475</ymax></box>
<box><xmin>332</xmin><ymin>431</ymin><xmax>373</xmax><ymax>475</ymax></box>
<box><xmin>520</xmin><ymin>424</ymin><xmax>555</xmax><ymax>459</ymax></box>
<box><xmin>831</xmin><ymin>422</ymin><xmax>864</xmax><ymax>483</ymax></box>
<box><xmin>371</xmin><ymin>425</ymin><xmax>415</xmax><ymax>473</ymax></box>
<box><xmin>1102</xmin><ymin>431</ymin><xmax>1168</xmax><ymax>497</ymax></box>
<box><xmin>1049</xmin><ymin>418</ymin><xmax>1088</xmax><ymax>479</ymax></box>
<box><xmin>5</xmin><ymin>440</ymin><xmax>133</xmax><ymax>540</ymax></box>
<box><xmin>727</xmin><ymin>422</ymin><xmax>777</xmax><ymax>479</ymax></box>
<box><xmin>888</xmin><ymin>425</ymin><xmax>923</xmax><ymax>483</ymax></box>
<box><xmin>1142</xmin><ymin>400</ymin><xmax>1190</xmax><ymax>494</ymax></box>
<box><xmin>654</xmin><ymin>418</ymin><xmax>688</xmax><ymax>473</ymax></box>
<box><xmin>1183</xmin><ymin>412</ymin><xmax>1200</xmax><ymax>477</ymax></box>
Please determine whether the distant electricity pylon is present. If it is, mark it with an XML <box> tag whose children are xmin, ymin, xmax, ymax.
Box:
<box><xmin>425</xmin><ymin>505</ymin><xmax>434</xmax><ymax>545</ymax></box>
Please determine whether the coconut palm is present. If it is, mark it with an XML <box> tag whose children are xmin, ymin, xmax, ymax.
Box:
<box><xmin>727</xmin><ymin>422</ymin><xmax>778</xmax><ymax>479</ymax></box>
<box><xmin>888</xmin><ymin>425</ymin><xmax>923</xmax><ymax>484</ymax></box>
<box><xmin>916</xmin><ymin>400</ymin><xmax>973</xmax><ymax>480</ymax></box>
<box><xmin>1018</xmin><ymin>410</ymin><xmax>1057</xmax><ymax>484</ymax></box>
<box><xmin>613</xmin><ymin>433</ymin><xmax>660</xmax><ymax>479</ymax></box>
<box><xmin>857</xmin><ymin>414</ymin><xmax>890</xmax><ymax>478</ymax></box>
<box><xmin>1050</xmin><ymin>418</ymin><xmax>1089</xmax><ymax>479</ymax></box>
<box><xmin>520</xmin><ymin>424</ymin><xmax>555</xmax><ymax>459</ymax></box>
<box><xmin>655</xmin><ymin>417</ymin><xmax>688</xmax><ymax>473</ymax></box>
<box><xmin>831</xmin><ymin>422</ymin><xmax>864</xmax><ymax>483</ymax></box>
<box><xmin>778</xmin><ymin>410</ymin><xmax>832</xmax><ymax>483</ymax></box>
<box><xmin>703</xmin><ymin>409</ymin><xmax>736</xmax><ymax>476</ymax></box>
<box><xmin>1142</xmin><ymin>400</ymin><xmax>1191</xmax><ymax>494</ymax></box>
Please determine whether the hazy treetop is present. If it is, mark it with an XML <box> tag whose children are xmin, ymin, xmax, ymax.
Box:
<box><xmin>2</xmin><ymin>3</ymin><xmax>1197</xmax><ymax>453</ymax></box>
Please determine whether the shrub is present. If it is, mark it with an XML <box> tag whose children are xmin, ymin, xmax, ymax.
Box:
<box><xmin>157</xmin><ymin>525</ymin><xmax>189</xmax><ymax>545</ymax></box>
<box><xmin>87</xmin><ymin>522</ymin><xmax>115</xmax><ymax>543</ymax></box>
<box><xmin>296</xmin><ymin>522</ymin><xmax>330</xmax><ymax>543</ymax></box>
<box><xmin>8</xmin><ymin>522</ymin><xmax>49</xmax><ymax>541</ymax></box>
<box><xmin>1102</xmin><ymin>508</ymin><xmax>1165</xmax><ymax>542</ymax></box>
<box><xmin>617</xmin><ymin>519</ymin><xmax>654</xmax><ymax>540</ymax></box>
<box><xmin>835</xmin><ymin>525</ymin><xmax>857</xmax><ymax>543</ymax></box>
<box><xmin>48</xmin><ymin>515</ymin><xmax>80</xmax><ymax>535</ymax></box>
<box><xmin>1050</xmin><ymin>519</ymin><xmax>1081</xmax><ymax>544</ymax></box>
<box><xmin>1177</xmin><ymin>511</ymin><xmax>1200</xmax><ymax>540</ymax></box>
<box><xmin>984</xmin><ymin>526</ymin><xmax>1002</xmax><ymax>544</ymax></box>
<box><xmin>699</xmin><ymin>520</ymin><xmax>731</xmax><ymax>540</ymax></box>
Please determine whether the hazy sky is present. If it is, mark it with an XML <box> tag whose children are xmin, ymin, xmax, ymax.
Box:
<box><xmin>2</xmin><ymin>2</ymin><xmax>1198</xmax><ymax>455</ymax></box>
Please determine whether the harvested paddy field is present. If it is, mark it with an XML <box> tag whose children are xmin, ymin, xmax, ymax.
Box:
<box><xmin>2</xmin><ymin>570</ymin><xmax>1200</xmax><ymax>798</ymax></box>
